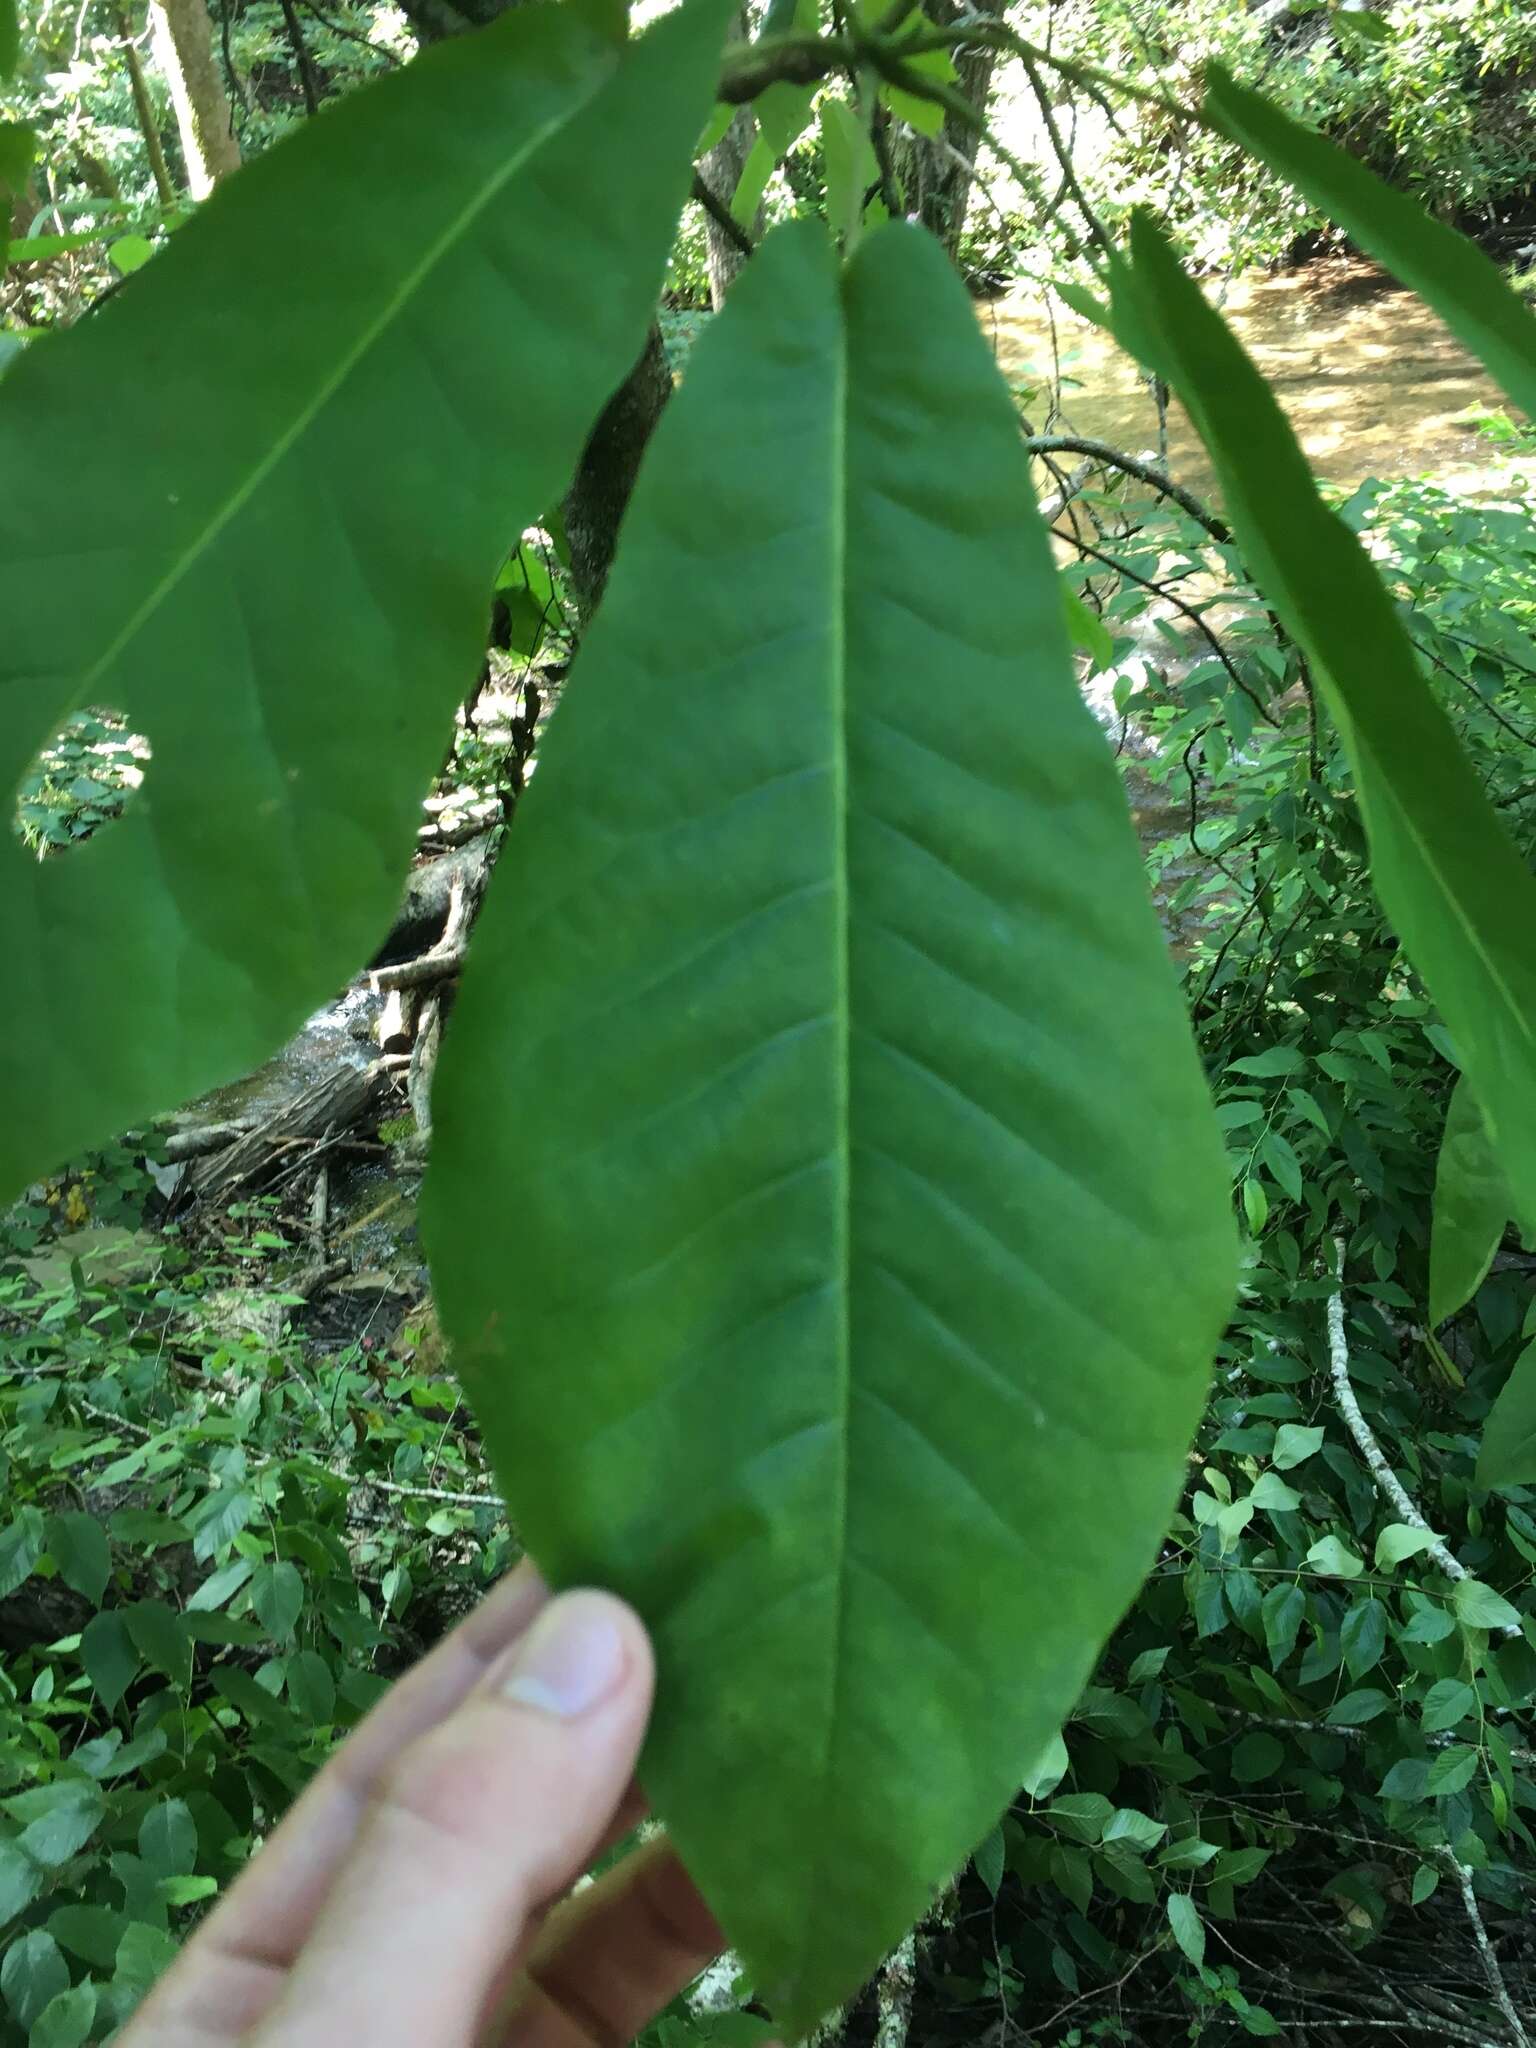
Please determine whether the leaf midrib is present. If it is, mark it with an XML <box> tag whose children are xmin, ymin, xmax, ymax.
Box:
<box><xmin>69</xmin><ymin>32</ymin><xmax>614</xmax><ymax>723</ymax></box>
<box><xmin>803</xmin><ymin>263</ymin><xmax>854</xmax><ymax>1987</ymax></box>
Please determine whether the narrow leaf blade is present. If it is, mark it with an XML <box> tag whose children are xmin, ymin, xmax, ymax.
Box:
<box><xmin>1204</xmin><ymin>66</ymin><xmax>1536</xmax><ymax>422</ymax></box>
<box><xmin>427</xmin><ymin>219</ymin><xmax>1234</xmax><ymax>2030</ymax></box>
<box><xmin>1128</xmin><ymin>217</ymin><xmax>1536</xmax><ymax>1229</ymax></box>
<box><xmin>1430</xmin><ymin>1077</ymin><xmax>1513</xmax><ymax>1325</ymax></box>
<box><xmin>1478</xmin><ymin>1339</ymin><xmax>1536</xmax><ymax>1489</ymax></box>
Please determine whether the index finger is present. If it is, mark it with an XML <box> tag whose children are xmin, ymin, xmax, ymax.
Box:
<box><xmin>129</xmin><ymin>1560</ymin><xmax>550</xmax><ymax>2046</ymax></box>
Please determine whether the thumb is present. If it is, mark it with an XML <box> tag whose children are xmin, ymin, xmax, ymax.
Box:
<box><xmin>255</xmin><ymin>1589</ymin><xmax>654</xmax><ymax>2048</ymax></box>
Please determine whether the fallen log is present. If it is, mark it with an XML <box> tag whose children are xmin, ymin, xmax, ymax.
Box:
<box><xmin>160</xmin><ymin>1119</ymin><xmax>254</xmax><ymax>1161</ymax></box>
<box><xmin>373</xmin><ymin>832</ymin><xmax>494</xmax><ymax>966</ymax></box>
<box><xmin>189</xmin><ymin>1062</ymin><xmax>388</xmax><ymax>1204</ymax></box>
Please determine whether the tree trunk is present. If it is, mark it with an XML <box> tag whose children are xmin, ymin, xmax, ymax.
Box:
<box><xmin>117</xmin><ymin>8</ymin><xmax>178</xmax><ymax>207</ymax></box>
<box><xmin>893</xmin><ymin>0</ymin><xmax>1005</xmax><ymax>260</ymax></box>
<box><xmin>149</xmin><ymin>0</ymin><xmax>240</xmax><ymax>200</ymax></box>
<box><xmin>698</xmin><ymin>12</ymin><xmax>760</xmax><ymax>309</ymax></box>
<box><xmin>563</xmin><ymin>323</ymin><xmax>673</xmax><ymax>617</ymax></box>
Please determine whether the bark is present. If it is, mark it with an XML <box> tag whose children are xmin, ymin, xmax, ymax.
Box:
<box><xmin>373</xmin><ymin>832</ymin><xmax>494</xmax><ymax>966</ymax></box>
<box><xmin>698</xmin><ymin>13</ymin><xmax>760</xmax><ymax>309</ymax></box>
<box><xmin>189</xmin><ymin>1062</ymin><xmax>386</xmax><ymax>1202</ymax></box>
<box><xmin>562</xmin><ymin>324</ymin><xmax>673</xmax><ymax>617</ymax></box>
<box><xmin>700</xmin><ymin>109</ymin><xmax>757</xmax><ymax>309</ymax></box>
<box><xmin>117</xmin><ymin>10</ymin><xmax>177</xmax><ymax>207</ymax></box>
<box><xmin>276</xmin><ymin>0</ymin><xmax>323</xmax><ymax>116</ymax></box>
<box><xmin>892</xmin><ymin>0</ymin><xmax>1006</xmax><ymax>259</ymax></box>
<box><xmin>149</xmin><ymin>0</ymin><xmax>240</xmax><ymax>200</ymax></box>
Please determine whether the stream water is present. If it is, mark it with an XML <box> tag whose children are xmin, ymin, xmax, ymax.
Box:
<box><xmin>987</xmin><ymin>257</ymin><xmax>1512</xmax><ymax>492</ymax></box>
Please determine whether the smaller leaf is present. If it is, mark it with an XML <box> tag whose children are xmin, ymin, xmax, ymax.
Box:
<box><xmin>1453</xmin><ymin>1578</ymin><xmax>1521</xmax><ymax>1633</ymax></box>
<box><xmin>1411</xmin><ymin>1862</ymin><xmax>1440</xmax><ymax>1906</ymax></box>
<box><xmin>1325</xmin><ymin>1688</ymin><xmax>1393</xmax><ymax>1725</ymax></box>
<box><xmin>973</xmin><ymin>1823</ymin><xmax>1005</xmax><ymax>1898</ymax></box>
<box><xmin>1307</xmin><ymin>1535</ymin><xmax>1363</xmax><ymax>1579</ymax></box>
<box><xmin>1375</xmin><ymin>1523</ymin><xmax>1444</xmax><ymax>1570</ymax></box>
<box><xmin>1341</xmin><ymin>1598</ymin><xmax>1388</xmax><ymax>1680</ymax></box>
<box><xmin>7</xmin><ymin>1780</ymin><xmax>105</xmax><ymax>1867</ymax></box>
<box><xmin>1211</xmin><ymin>1845</ymin><xmax>1270</xmax><ymax>1886</ymax></box>
<box><xmin>1272</xmin><ymin>1424</ymin><xmax>1324</xmax><ymax>1470</ymax></box>
<box><xmin>1420</xmin><ymin>1678</ymin><xmax>1477</xmax><ymax>1734</ymax></box>
<box><xmin>251</xmin><ymin>1560</ymin><xmax>304</xmax><ymax>1641</ymax></box>
<box><xmin>286</xmin><ymin>1648</ymin><xmax>337</xmax><ymax>1725</ymax></box>
<box><xmin>44</xmin><ymin>1512</ymin><xmax>111</xmax><ymax>1605</ymax></box>
<box><xmin>1020</xmin><ymin>1730</ymin><xmax>1070</xmax><ymax>1800</ymax></box>
<box><xmin>1380</xmin><ymin>1758</ymin><xmax>1431</xmax><ymax>1801</ymax></box>
<box><xmin>1103</xmin><ymin>1807</ymin><xmax>1166</xmax><ymax>1852</ymax></box>
<box><xmin>138</xmin><ymin>1799</ymin><xmax>197</xmax><ymax>1879</ymax></box>
<box><xmin>1230</xmin><ymin>1733</ymin><xmax>1283</xmax><ymax>1784</ymax></box>
<box><xmin>1157</xmin><ymin>1837</ymin><xmax>1218</xmax><ymax>1870</ymax></box>
<box><xmin>1430</xmin><ymin>1078</ymin><xmax>1513</xmax><ymax>1325</ymax></box>
<box><xmin>29</xmin><ymin>1982</ymin><xmax>97</xmax><ymax>2048</ymax></box>
<box><xmin>0</xmin><ymin>1508</ymin><xmax>44</xmax><ymax>1599</ymax></box>
<box><xmin>1399</xmin><ymin>1604</ymin><xmax>1456</xmax><ymax>1645</ymax></box>
<box><xmin>1166</xmin><ymin>1891</ymin><xmax>1206</xmax><ymax>1969</ymax></box>
<box><xmin>1</xmin><ymin>1930</ymin><xmax>68</xmax><ymax>2033</ymax></box>
<box><xmin>1248</xmin><ymin>1472</ymin><xmax>1301</xmax><ymax>1512</ymax></box>
<box><xmin>1262</xmin><ymin>1582</ymin><xmax>1305</xmax><ymax>1663</ymax></box>
<box><xmin>0</xmin><ymin>1842</ymin><xmax>43</xmax><ymax>1921</ymax></box>
<box><xmin>1425</xmin><ymin>1746</ymin><xmax>1479</xmax><ymax>1797</ymax></box>
<box><xmin>820</xmin><ymin>96</ymin><xmax>877</xmax><ymax>246</ymax></box>
<box><xmin>186</xmin><ymin>1556</ymin><xmax>255</xmax><ymax>1613</ymax></box>
<box><xmin>1477</xmin><ymin>1339</ymin><xmax>1536</xmax><ymax>1490</ymax></box>
<box><xmin>1046</xmin><ymin>1793</ymin><xmax>1114</xmax><ymax>1845</ymax></box>
<box><xmin>882</xmin><ymin>48</ymin><xmax>958</xmax><ymax>138</ymax></box>
<box><xmin>126</xmin><ymin>1599</ymin><xmax>192</xmax><ymax>1687</ymax></box>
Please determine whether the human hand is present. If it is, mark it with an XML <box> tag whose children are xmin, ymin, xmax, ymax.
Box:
<box><xmin>125</xmin><ymin>1564</ymin><xmax>722</xmax><ymax>2046</ymax></box>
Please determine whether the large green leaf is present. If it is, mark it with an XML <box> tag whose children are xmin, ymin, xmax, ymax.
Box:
<box><xmin>0</xmin><ymin>0</ymin><xmax>731</xmax><ymax>1204</ymax></box>
<box><xmin>0</xmin><ymin>0</ymin><xmax>16</xmax><ymax>80</ymax></box>
<box><xmin>1430</xmin><ymin>1076</ymin><xmax>1517</xmax><ymax>1326</ymax></box>
<box><xmin>426</xmin><ymin>218</ymin><xmax>1235</xmax><ymax>2032</ymax></box>
<box><xmin>1204</xmin><ymin>66</ymin><xmax>1536</xmax><ymax>422</ymax></box>
<box><xmin>1479</xmin><ymin>1339</ymin><xmax>1536</xmax><ymax>1488</ymax></box>
<box><xmin>1128</xmin><ymin>216</ymin><xmax>1536</xmax><ymax>1230</ymax></box>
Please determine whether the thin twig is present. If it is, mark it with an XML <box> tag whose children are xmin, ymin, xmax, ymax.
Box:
<box><xmin>1442</xmin><ymin>1850</ymin><xmax>1532</xmax><ymax>2048</ymax></box>
<box><xmin>1328</xmin><ymin>1236</ymin><xmax>1520</xmax><ymax>1638</ymax></box>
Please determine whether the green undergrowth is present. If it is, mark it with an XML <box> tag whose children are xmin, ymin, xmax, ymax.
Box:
<box><xmin>4</xmin><ymin>450</ymin><xmax>1536</xmax><ymax>2043</ymax></box>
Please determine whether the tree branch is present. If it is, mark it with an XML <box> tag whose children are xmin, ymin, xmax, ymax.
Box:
<box><xmin>1329</xmin><ymin>1236</ymin><xmax>1520</xmax><ymax>1638</ymax></box>
<box><xmin>690</xmin><ymin>168</ymin><xmax>755</xmax><ymax>258</ymax></box>
<box><xmin>1027</xmin><ymin>434</ymin><xmax>1232</xmax><ymax>545</ymax></box>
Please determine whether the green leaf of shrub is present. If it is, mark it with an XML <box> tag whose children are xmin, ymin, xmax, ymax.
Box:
<box><xmin>1454</xmin><ymin>1578</ymin><xmax>1522</xmax><ymax>1632</ymax></box>
<box><xmin>1230</xmin><ymin>1732</ymin><xmax>1284</xmax><ymax>1783</ymax></box>
<box><xmin>1341</xmin><ymin>1597</ymin><xmax>1387</xmax><ymax>1680</ymax></box>
<box><xmin>251</xmin><ymin>1561</ymin><xmax>303</xmax><ymax>1642</ymax></box>
<box><xmin>1431</xmin><ymin>1078</ymin><xmax>1516</xmax><ymax>1325</ymax></box>
<box><xmin>1477</xmin><ymin>1339</ymin><xmax>1536</xmax><ymax>1490</ymax></box>
<box><xmin>1204</xmin><ymin>65</ymin><xmax>1536</xmax><ymax>423</ymax></box>
<box><xmin>1375</xmin><ymin>1524</ymin><xmax>1445</xmax><ymax>1570</ymax></box>
<box><xmin>1306</xmin><ymin>1535</ymin><xmax>1364</xmax><ymax>1579</ymax></box>
<box><xmin>1271</xmin><ymin>1423</ymin><xmax>1323</xmax><ymax>1470</ymax></box>
<box><xmin>426</xmin><ymin>218</ymin><xmax>1235</xmax><ymax>2032</ymax></box>
<box><xmin>80</xmin><ymin>1610</ymin><xmax>139</xmax><ymax>1713</ymax></box>
<box><xmin>1129</xmin><ymin>216</ymin><xmax>1536</xmax><ymax>1230</ymax></box>
<box><xmin>44</xmin><ymin>1511</ymin><xmax>110</xmax><ymax>1605</ymax></box>
<box><xmin>1420</xmin><ymin>1678</ymin><xmax>1476</xmax><ymax>1733</ymax></box>
<box><xmin>29</xmin><ymin>1983</ymin><xmax>97</xmax><ymax>2048</ymax></box>
<box><xmin>1</xmin><ymin>1931</ymin><xmax>68</xmax><ymax>2034</ymax></box>
<box><xmin>1166</xmin><ymin>1891</ymin><xmax>1205</xmax><ymax>1968</ymax></box>
<box><xmin>0</xmin><ymin>0</ymin><xmax>731</xmax><ymax>1205</ymax></box>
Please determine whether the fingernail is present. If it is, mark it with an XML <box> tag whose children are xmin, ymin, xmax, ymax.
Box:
<box><xmin>497</xmin><ymin>1593</ymin><xmax>627</xmax><ymax>1718</ymax></box>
